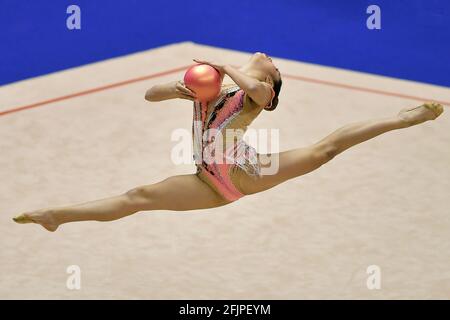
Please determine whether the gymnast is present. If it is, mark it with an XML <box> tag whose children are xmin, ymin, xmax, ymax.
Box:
<box><xmin>13</xmin><ymin>52</ymin><xmax>444</xmax><ymax>231</ymax></box>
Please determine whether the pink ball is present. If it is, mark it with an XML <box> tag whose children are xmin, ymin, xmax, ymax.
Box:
<box><xmin>184</xmin><ymin>64</ymin><xmax>222</xmax><ymax>102</ymax></box>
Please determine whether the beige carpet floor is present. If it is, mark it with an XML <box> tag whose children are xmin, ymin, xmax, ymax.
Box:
<box><xmin>0</xmin><ymin>42</ymin><xmax>449</xmax><ymax>299</ymax></box>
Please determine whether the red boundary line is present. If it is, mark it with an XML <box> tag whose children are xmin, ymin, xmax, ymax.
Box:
<box><xmin>1</xmin><ymin>65</ymin><xmax>448</xmax><ymax>117</ymax></box>
<box><xmin>0</xmin><ymin>65</ymin><xmax>190</xmax><ymax>117</ymax></box>
<box><xmin>284</xmin><ymin>74</ymin><xmax>450</xmax><ymax>106</ymax></box>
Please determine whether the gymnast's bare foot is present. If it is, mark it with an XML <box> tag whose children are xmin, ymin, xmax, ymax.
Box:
<box><xmin>13</xmin><ymin>209</ymin><xmax>59</xmax><ymax>232</ymax></box>
<box><xmin>398</xmin><ymin>102</ymin><xmax>444</xmax><ymax>127</ymax></box>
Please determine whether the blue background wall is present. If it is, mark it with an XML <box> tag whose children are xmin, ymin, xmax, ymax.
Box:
<box><xmin>1</xmin><ymin>0</ymin><xmax>449</xmax><ymax>86</ymax></box>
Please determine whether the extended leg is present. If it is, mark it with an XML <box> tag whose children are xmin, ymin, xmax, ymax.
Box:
<box><xmin>13</xmin><ymin>174</ymin><xmax>230</xmax><ymax>232</ymax></box>
<box><xmin>238</xmin><ymin>103</ymin><xmax>444</xmax><ymax>194</ymax></box>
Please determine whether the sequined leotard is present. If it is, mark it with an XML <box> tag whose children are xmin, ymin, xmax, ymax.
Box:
<box><xmin>192</xmin><ymin>84</ymin><xmax>275</xmax><ymax>202</ymax></box>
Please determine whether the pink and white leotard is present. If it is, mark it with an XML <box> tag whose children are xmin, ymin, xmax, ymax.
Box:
<box><xmin>192</xmin><ymin>84</ymin><xmax>275</xmax><ymax>202</ymax></box>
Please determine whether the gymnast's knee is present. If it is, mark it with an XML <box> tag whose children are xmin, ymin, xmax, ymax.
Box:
<box><xmin>125</xmin><ymin>186</ymin><xmax>156</xmax><ymax>210</ymax></box>
<box><xmin>313</xmin><ymin>142</ymin><xmax>339</xmax><ymax>164</ymax></box>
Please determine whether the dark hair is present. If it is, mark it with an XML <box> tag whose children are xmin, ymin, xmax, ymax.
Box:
<box><xmin>264</xmin><ymin>77</ymin><xmax>282</xmax><ymax>111</ymax></box>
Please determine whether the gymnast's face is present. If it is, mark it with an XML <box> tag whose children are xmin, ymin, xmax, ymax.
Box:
<box><xmin>240</xmin><ymin>52</ymin><xmax>281</xmax><ymax>87</ymax></box>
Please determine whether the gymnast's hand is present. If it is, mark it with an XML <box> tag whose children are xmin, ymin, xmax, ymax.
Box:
<box><xmin>145</xmin><ymin>80</ymin><xmax>196</xmax><ymax>102</ymax></box>
<box><xmin>174</xmin><ymin>80</ymin><xmax>197</xmax><ymax>101</ymax></box>
<box><xmin>193</xmin><ymin>59</ymin><xmax>226</xmax><ymax>81</ymax></box>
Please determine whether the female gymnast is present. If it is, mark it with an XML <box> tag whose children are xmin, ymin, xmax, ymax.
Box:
<box><xmin>13</xmin><ymin>52</ymin><xmax>444</xmax><ymax>232</ymax></box>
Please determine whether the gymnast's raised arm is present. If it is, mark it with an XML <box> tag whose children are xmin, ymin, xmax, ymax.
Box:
<box><xmin>145</xmin><ymin>80</ymin><xmax>197</xmax><ymax>102</ymax></box>
<box><xmin>223</xmin><ymin>65</ymin><xmax>273</xmax><ymax>107</ymax></box>
<box><xmin>192</xmin><ymin>59</ymin><xmax>273</xmax><ymax>108</ymax></box>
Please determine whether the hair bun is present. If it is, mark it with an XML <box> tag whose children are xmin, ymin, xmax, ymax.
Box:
<box><xmin>264</xmin><ymin>97</ymin><xmax>278</xmax><ymax>111</ymax></box>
